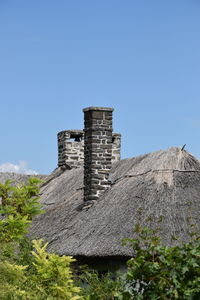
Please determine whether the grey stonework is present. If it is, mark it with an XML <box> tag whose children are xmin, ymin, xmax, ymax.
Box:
<box><xmin>83</xmin><ymin>107</ymin><xmax>114</xmax><ymax>202</ymax></box>
<box><xmin>112</xmin><ymin>133</ymin><xmax>121</xmax><ymax>162</ymax></box>
<box><xmin>58</xmin><ymin>131</ymin><xmax>121</xmax><ymax>169</ymax></box>
<box><xmin>57</xmin><ymin>130</ymin><xmax>84</xmax><ymax>169</ymax></box>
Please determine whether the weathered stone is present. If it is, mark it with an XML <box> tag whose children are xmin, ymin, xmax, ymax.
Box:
<box><xmin>91</xmin><ymin>111</ymin><xmax>104</xmax><ymax>119</ymax></box>
<box><xmin>57</xmin><ymin>130</ymin><xmax>84</xmax><ymax>168</ymax></box>
<box><xmin>112</xmin><ymin>133</ymin><xmax>121</xmax><ymax>162</ymax></box>
<box><xmin>57</xmin><ymin>111</ymin><xmax>121</xmax><ymax>198</ymax></box>
<box><xmin>83</xmin><ymin>107</ymin><xmax>114</xmax><ymax>202</ymax></box>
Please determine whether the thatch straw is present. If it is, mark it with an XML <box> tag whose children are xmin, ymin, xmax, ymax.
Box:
<box><xmin>6</xmin><ymin>147</ymin><xmax>200</xmax><ymax>258</ymax></box>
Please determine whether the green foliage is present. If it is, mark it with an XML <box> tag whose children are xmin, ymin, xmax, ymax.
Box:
<box><xmin>79</xmin><ymin>216</ymin><xmax>200</xmax><ymax>299</ymax></box>
<box><xmin>0</xmin><ymin>178</ymin><xmax>43</xmax><ymax>261</ymax></box>
<box><xmin>120</xmin><ymin>220</ymin><xmax>200</xmax><ymax>299</ymax></box>
<box><xmin>0</xmin><ymin>177</ymin><xmax>42</xmax><ymax>219</ymax></box>
<box><xmin>27</xmin><ymin>239</ymin><xmax>81</xmax><ymax>299</ymax></box>
<box><xmin>0</xmin><ymin>178</ymin><xmax>82</xmax><ymax>300</ymax></box>
<box><xmin>79</xmin><ymin>267</ymin><xmax>122</xmax><ymax>300</ymax></box>
<box><xmin>0</xmin><ymin>240</ymin><xmax>82</xmax><ymax>299</ymax></box>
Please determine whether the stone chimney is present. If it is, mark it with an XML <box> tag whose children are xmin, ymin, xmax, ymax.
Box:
<box><xmin>57</xmin><ymin>130</ymin><xmax>84</xmax><ymax>169</ymax></box>
<box><xmin>83</xmin><ymin>107</ymin><xmax>114</xmax><ymax>202</ymax></box>
<box><xmin>112</xmin><ymin>133</ymin><xmax>121</xmax><ymax>162</ymax></box>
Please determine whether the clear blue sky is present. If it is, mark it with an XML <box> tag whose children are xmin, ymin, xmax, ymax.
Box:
<box><xmin>0</xmin><ymin>0</ymin><xmax>200</xmax><ymax>174</ymax></box>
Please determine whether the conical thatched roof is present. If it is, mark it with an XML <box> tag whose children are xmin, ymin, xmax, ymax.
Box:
<box><xmin>28</xmin><ymin>147</ymin><xmax>200</xmax><ymax>258</ymax></box>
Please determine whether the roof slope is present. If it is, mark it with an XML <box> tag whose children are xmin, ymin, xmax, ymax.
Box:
<box><xmin>29</xmin><ymin>147</ymin><xmax>200</xmax><ymax>257</ymax></box>
<box><xmin>0</xmin><ymin>172</ymin><xmax>47</xmax><ymax>184</ymax></box>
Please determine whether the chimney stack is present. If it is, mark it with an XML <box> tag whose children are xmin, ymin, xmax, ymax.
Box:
<box><xmin>57</xmin><ymin>130</ymin><xmax>84</xmax><ymax>169</ymax></box>
<box><xmin>83</xmin><ymin>107</ymin><xmax>114</xmax><ymax>202</ymax></box>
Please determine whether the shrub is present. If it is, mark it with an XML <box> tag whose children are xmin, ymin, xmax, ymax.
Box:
<box><xmin>120</xmin><ymin>219</ymin><xmax>200</xmax><ymax>299</ymax></box>
<box><xmin>79</xmin><ymin>267</ymin><xmax>122</xmax><ymax>300</ymax></box>
<box><xmin>80</xmin><ymin>217</ymin><xmax>200</xmax><ymax>299</ymax></box>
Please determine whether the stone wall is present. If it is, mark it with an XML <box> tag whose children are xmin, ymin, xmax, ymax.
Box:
<box><xmin>83</xmin><ymin>107</ymin><xmax>114</xmax><ymax>202</ymax></box>
<box><xmin>57</xmin><ymin>130</ymin><xmax>84</xmax><ymax>169</ymax></box>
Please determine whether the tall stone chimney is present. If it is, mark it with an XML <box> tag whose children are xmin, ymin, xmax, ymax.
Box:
<box><xmin>83</xmin><ymin>107</ymin><xmax>114</xmax><ymax>202</ymax></box>
<box><xmin>57</xmin><ymin>130</ymin><xmax>84</xmax><ymax>169</ymax></box>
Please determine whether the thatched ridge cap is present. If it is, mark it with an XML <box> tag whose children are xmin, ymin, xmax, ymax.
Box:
<box><xmin>109</xmin><ymin>146</ymin><xmax>200</xmax><ymax>185</ymax></box>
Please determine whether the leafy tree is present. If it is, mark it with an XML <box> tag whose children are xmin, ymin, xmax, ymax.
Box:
<box><xmin>0</xmin><ymin>177</ymin><xmax>43</xmax><ymax>261</ymax></box>
<box><xmin>0</xmin><ymin>178</ymin><xmax>82</xmax><ymax>300</ymax></box>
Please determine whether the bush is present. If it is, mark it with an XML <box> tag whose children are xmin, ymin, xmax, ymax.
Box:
<box><xmin>79</xmin><ymin>217</ymin><xmax>200</xmax><ymax>299</ymax></box>
<box><xmin>79</xmin><ymin>267</ymin><xmax>123</xmax><ymax>300</ymax></box>
<box><xmin>120</xmin><ymin>221</ymin><xmax>200</xmax><ymax>299</ymax></box>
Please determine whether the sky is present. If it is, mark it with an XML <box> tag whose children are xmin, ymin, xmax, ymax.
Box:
<box><xmin>0</xmin><ymin>0</ymin><xmax>200</xmax><ymax>174</ymax></box>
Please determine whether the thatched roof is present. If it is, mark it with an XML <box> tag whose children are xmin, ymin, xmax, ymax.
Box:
<box><xmin>0</xmin><ymin>172</ymin><xmax>46</xmax><ymax>184</ymax></box>
<box><xmin>27</xmin><ymin>147</ymin><xmax>200</xmax><ymax>258</ymax></box>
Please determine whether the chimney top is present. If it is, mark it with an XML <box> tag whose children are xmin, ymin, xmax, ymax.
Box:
<box><xmin>113</xmin><ymin>133</ymin><xmax>121</xmax><ymax>136</ymax></box>
<box><xmin>57</xmin><ymin>129</ymin><xmax>84</xmax><ymax>135</ymax></box>
<box><xmin>83</xmin><ymin>106</ymin><xmax>114</xmax><ymax>112</ymax></box>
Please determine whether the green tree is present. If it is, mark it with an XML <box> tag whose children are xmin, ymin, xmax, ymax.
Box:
<box><xmin>0</xmin><ymin>178</ymin><xmax>82</xmax><ymax>300</ymax></box>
